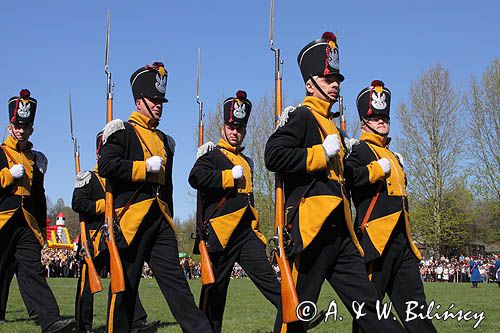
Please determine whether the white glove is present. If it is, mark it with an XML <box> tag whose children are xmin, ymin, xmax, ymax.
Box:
<box><xmin>146</xmin><ymin>156</ymin><xmax>163</xmax><ymax>173</ymax></box>
<box><xmin>377</xmin><ymin>158</ymin><xmax>391</xmax><ymax>175</ymax></box>
<box><xmin>10</xmin><ymin>164</ymin><xmax>24</xmax><ymax>179</ymax></box>
<box><xmin>231</xmin><ymin>165</ymin><xmax>244</xmax><ymax>179</ymax></box>
<box><xmin>322</xmin><ymin>134</ymin><xmax>340</xmax><ymax>158</ymax></box>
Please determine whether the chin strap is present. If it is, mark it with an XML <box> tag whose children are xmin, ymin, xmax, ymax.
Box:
<box><xmin>140</xmin><ymin>95</ymin><xmax>159</xmax><ymax>128</ymax></box>
<box><xmin>362</xmin><ymin>118</ymin><xmax>388</xmax><ymax>138</ymax></box>
<box><xmin>308</xmin><ymin>75</ymin><xmax>338</xmax><ymax>117</ymax></box>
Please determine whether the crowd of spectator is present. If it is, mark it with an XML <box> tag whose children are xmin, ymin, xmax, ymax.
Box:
<box><xmin>419</xmin><ymin>254</ymin><xmax>500</xmax><ymax>283</ymax></box>
<box><xmin>41</xmin><ymin>248</ymin><xmax>79</xmax><ymax>278</ymax></box>
<box><xmin>40</xmin><ymin>248</ymin><xmax>500</xmax><ymax>285</ymax></box>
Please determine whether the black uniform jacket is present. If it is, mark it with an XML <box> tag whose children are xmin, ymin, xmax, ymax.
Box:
<box><xmin>265</xmin><ymin>96</ymin><xmax>362</xmax><ymax>255</ymax></box>
<box><xmin>72</xmin><ymin>167</ymin><xmax>106</xmax><ymax>255</ymax></box>
<box><xmin>0</xmin><ymin>135</ymin><xmax>47</xmax><ymax>246</ymax></box>
<box><xmin>98</xmin><ymin>111</ymin><xmax>175</xmax><ymax>246</ymax></box>
<box><xmin>189</xmin><ymin>138</ymin><xmax>266</xmax><ymax>252</ymax></box>
<box><xmin>345</xmin><ymin>132</ymin><xmax>421</xmax><ymax>262</ymax></box>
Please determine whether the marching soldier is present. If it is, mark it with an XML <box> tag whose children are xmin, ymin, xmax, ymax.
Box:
<box><xmin>0</xmin><ymin>259</ymin><xmax>38</xmax><ymax>324</ymax></box>
<box><xmin>188</xmin><ymin>90</ymin><xmax>282</xmax><ymax>333</ymax></box>
<box><xmin>0</xmin><ymin>89</ymin><xmax>74</xmax><ymax>332</ymax></box>
<box><xmin>345</xmin><ymin>80</ymin><xmax>436</xmax><ymax>332</ymax></box>
<box><xmin>72</xmin><ymin>134</ymin><xmax>159</xmax><ymax>333</ymax></box>
<box><xmin>264</xmin><ymin>33</ymin><xmax>405</xmax><ymax>332</ymax></box>
<box><xmin>98</xmin><ymin>62</ymin><xmax>212</xmax><ymax>332</ymax></box>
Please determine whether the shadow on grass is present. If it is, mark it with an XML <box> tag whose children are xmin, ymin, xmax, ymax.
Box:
<box><xmin>93</xmin><ymin>321</ymin><xmax>177</xmax><ymax>332</ymax></box>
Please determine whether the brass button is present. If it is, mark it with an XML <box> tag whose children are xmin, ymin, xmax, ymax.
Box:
<box><xmin>366</xmin><ymin>223</ymin><xmax>369</xmax><ymax>228</ymax></box>
<box><xmin>389</xmin><ymin>190</ymin><xmax>393</xmax><ymax>195</ymax></box>
<box><xmin>387</xmin><ymin>181</ymin><xmax>392</xmax><ymax>185</ymax></box>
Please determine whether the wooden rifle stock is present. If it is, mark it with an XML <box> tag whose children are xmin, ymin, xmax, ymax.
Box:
<box><xmin>196</xmin><ymin>48</ymin><xmax>215</xmax><ymax>286</ymax></box>
<box><xmin>103</xmin><ymin>12</ymin><xmax>125</xmax><ymax>293</ymax></box>
<box><xmin>79</xmin><ymin>221</ymin><xmax>103</xmax><ymax>293</ymax></box>
<box><xmin>105</xmin><ymin>189</ymin><xmax>125</xmax><ymax>293</ymax></box>
<box><xmin>273</xmin><ymin>88</ymin><xmax>300</xmax><ymax>323</ymax></box>
<box><xmin>270</xmin><ymin>17</ymin><xmax>300</xmax><ymax>321</ymax></box>
<box><xmin>69</xmin><ymin>93</ymin><xmax>102</xmax><ymax>294</ymax></box>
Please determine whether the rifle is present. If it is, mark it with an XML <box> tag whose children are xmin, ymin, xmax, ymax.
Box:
<box><xmin>103</xmin><ymin>11</ymin><xmax>125</xmax><ymax>294</ymax></box>
<box><xmin>339</xmin><ymin>95</ymin><xmax>346</xmax><ymax>133</ymax></box>
<box><xmin>269</xmin><ymin>0</ymin><xmax>299</xmax><ymax>323</ymax></box>
<box><xmin>69</xmin><ymin>95</ymin><xmax>103</xmax><ymax>294</ymax></box>
<box><xmin>195</xmin><ymin>49</ymin><xmax>216</xmax><ymax>287</ymax></box>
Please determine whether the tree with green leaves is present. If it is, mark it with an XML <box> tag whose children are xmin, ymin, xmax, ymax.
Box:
<box><xmin>396</xmin><ymin>64</ymin><xmax>464</xmax><ymax>254</ymax></box>
<box><xmin>464</xmin><ymin>58</ymin><xmax>500</xmax><ymax>200</ymax></box>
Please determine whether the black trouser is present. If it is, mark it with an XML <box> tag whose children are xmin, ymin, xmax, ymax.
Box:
<box><xmin>283</xmin><ymin>207</ymin><xmax>405</xmax><ymax>333</ymax></box>
<box><xmin>0</xmin><ymin>259</ymin><xmax>37</xmax><ymax>321</ymax></box>
<box><xmin>0</xmin><ymin>210</ymin><xmax>61</xmax><ymax>331</ymax></box>
<box><xmin>199</xmin><ymin>215</ymin><xmax>282</xmax><ymax>333</ymax></box>
<box><xmin>368</xmin><ymin>224</ymin><xmax>436</xmax><ymax>333</ymax></box>
<box><xmin>75</xmin><ymin>251</ymin><xmax>148</xmax><ymax>331</ymax></box>
<box><xmin>106</xmin><ymin>203</ymin><xmax>212</xmax><ymax>333</ymax></box>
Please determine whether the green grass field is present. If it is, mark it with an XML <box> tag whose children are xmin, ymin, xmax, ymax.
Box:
<box><xmin>2</xmin><ymin>278</ymin><xmax>498</xmax><ymax>332</ymax></box>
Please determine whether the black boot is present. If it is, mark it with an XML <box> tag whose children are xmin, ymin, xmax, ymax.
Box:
<box><xmin>131</xmin><ymin>319</ymin><xmax>160</xmax><ymax>332</ymax></box>
<box><xmin>44</xmin><ymin>318</ymin><xmax>75</xmax><ymax>333</ymax></box>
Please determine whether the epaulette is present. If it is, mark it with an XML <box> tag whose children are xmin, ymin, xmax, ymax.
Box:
<box><xmin>102</xmin><ymin>119</ymin><xmax>125</xmax><ymax>144</ymax></box>
<box><xmin>166</xmin><ymin>135</ymin><xmax>176</xmax><ymax>155</ymax></box>
<box><xmin>275</xmin><ymin>105</ymin><xmax>297</xmax><ymax>130</ymax></box>
<box><xmin>33</xmin><ymin>150</ymin><xmax>48</xmax><ymax>174</ymax></box>
<box><xmin>196</xmin><ymin>141</ymin><xmax>215</xmax><ymax>159</ymax></box>
<box><xmin>393</xmin><ymin>152</ymin><xmax>405</xmax><ymax>169</ymax></box>
<box><xmin>75</xmin><ymin>170</ymin><xmax>92</xmax><ymax>188</ymax></box>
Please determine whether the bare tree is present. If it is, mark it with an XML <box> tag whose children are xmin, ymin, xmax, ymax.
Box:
<box><xmin>464</xmin><ymin>58</ymin><xmax>500</xmax><ymax>200</ymax></box>
<box><xmin>396</xmin><ymin>64</ymin><xmax>463</xmax><ymax>254</ymax></box>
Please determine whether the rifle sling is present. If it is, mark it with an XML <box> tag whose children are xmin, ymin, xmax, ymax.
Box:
<box><xmin>360</xmin><ymin>181</ymin><xmax>383</xmax><ymax>233</ymax></box>
<box><xmin>1</xmin><ymin>144</ymin><xmax>19</xmax><ymax>164</ymax></box>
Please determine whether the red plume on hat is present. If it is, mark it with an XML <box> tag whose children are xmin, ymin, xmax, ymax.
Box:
<box><xmin>322</xmin><ymin>32</ymin><xmax>336</xmax><ymax>42</ymax></box>
<box><xmin>20</xmin><ymin>89</ymin><xmax>31</xmax><ymax>99</ymax></box>
<box><xmin>371</xmin><ymin>80</ymin><xmax>384</xmax><ymax>87</ymax></box>
<box><xmin>236</xmin><ymin>90</ymin><xmax>247</xmax><ymax>100</ymax></box>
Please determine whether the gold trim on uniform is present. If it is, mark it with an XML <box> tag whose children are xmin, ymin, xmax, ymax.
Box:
<box><xmin>131</xmin><ymin>161</ymin><xmax>146</xmax><ymax>182</ymax></box>
<box><xmin>217</xmin><ymin>139</ymin><xmax>253</xmax><ymax>193</ymax></box>
<box><xmin>221</xmin><ymin>169</ymin><xmax>234</xmax><ymax>189</ymax></box>
<box><xmin>299</xmin><ymin>195</ymin><xmax>342</xmax><ymax>249</ymax></box>
<box><xmin>361</xmin><ymin>132</ymin><xmax>406</xmax><ymax>197</ymax></box>
<box><xmin>3</xmin><ymin>135</ymin><xmax>34</xmax><ymax>196</ymax></box>
<box><xmin>129</xmin><ymin>112</ymin><xmax>167</xmax><ymax>185</ymax></box>
<box><xmin>306</xmin><ymin>144</ymin><xmax>327</xmax><ymax>173</ymax></box>
<box><xmin>0</xmin><ymin>167</ymin><xmax>14</xmax><ymax>188</ymax></box>
<box><xmin>365</xmin><ymin>211</ymin><xmax>401</xmax><ymax>255</ymax></box>
<box><xmin>360</xmin><ymin>132</ymin><xmax>421</xmax><ymax>259</ymax></box>
<box><xmin>95</xmin><ymin>199</ymin><xmax>106</xmax><ymax>215</ymax></box>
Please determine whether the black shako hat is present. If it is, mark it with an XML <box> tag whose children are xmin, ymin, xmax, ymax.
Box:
<box><xmin>130</xmin><ymin>62</ymin><xmax>168</xmax><ymax>103</ymax></box>
<box><xmin>9</xmin><ymin>89</ymin><xmax>37</xmax><ymax>125</ymax></box>
<box><xmin>356</xmin><ymin>80</ymin><xmax>391</xmax><ymax>119</ymax></box>
<box><xmin>223</xmin><ymin>90</ymin><xmax>252</xmax><ymax>126</ymax></box>
<box><xmin>297</xmin><ymin>32</ymin><xmax>345</xmax><ymax>83</ymax></box>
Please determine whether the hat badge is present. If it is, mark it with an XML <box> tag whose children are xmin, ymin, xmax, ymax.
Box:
<box><xmin>17</xmin><ymin>100</ymin><xmax>31</xmax><ymax>118</ymax></box>
<box><xmin>328</xmin><ymin>46</ymin><xmax>339</xmax><ymax>70</ymax></box>
<box><xmin>155</xmin><ymin>73</ymin><xmax>166</xmax><ymax>94</ymax></box>
<box><xmin>232</xmin><ymin>101</ymin><xmax>246</xmax><ymax>119</ymax></box>
<box><xmin>371</xmin><ymin>91</ymin><xmax>386</xmax><ymax>110</ymax></box>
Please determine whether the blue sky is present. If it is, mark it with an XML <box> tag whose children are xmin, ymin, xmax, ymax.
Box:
<box><xmin>1</xmin><ymin>1</ymin><xmax>498</xmax><ymax>221</ymax></box>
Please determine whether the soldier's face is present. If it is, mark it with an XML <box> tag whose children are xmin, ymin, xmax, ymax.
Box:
<box><xmin>362</xmin><ymin>116</ymin><xmax>390</xmax><ymax>135</ymax></box>
<box><xmin>307</xmin><ymin>75</ymin><xmax>340</xmax><ymax>102</ymax></box>
<box><xmin>222</xmin><ymin>123</ymin><xmax>246</xmax><ymax>147</ymax></box>
<box><xmin>8</xmin><ymin>123</ymin><xmax>33</xmax><ymax>141</ymax></box>
<box><xmin>136</xmin><ymin>97</ymin><xmax>164</xmax><ymax>120</ymax></box>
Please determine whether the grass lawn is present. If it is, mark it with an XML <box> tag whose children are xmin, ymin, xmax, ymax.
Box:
<box><xmin>2</xmin><ymin>278</ymin><xmax>499</xmax><ymax>332</ymax></box>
